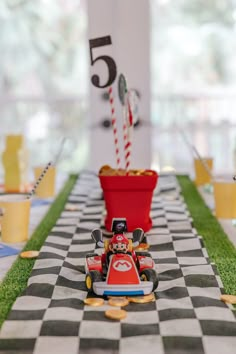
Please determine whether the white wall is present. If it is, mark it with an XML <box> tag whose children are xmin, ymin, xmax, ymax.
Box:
<box><xmin>87</xmin><ymin>0</ymin><xmax>151</xmax><ymax>171</ymax></box>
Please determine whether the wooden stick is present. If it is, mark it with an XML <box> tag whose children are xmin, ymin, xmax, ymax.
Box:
<box><xmin>108</xmin><ymin>86</ymin><xmax>121</xmax><ymax>169</ymax></box>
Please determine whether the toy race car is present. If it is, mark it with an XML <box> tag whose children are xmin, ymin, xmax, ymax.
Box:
<box><xmin>85</xmin><ymin>218</ymin><xmax>158</xmax><ymax>296</ymax></box>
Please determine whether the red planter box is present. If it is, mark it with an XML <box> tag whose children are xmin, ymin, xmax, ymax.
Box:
<box><xmin>99</xmin><ymin>170</ymin><xmax>158</xmax><ymax>232</ymax></box>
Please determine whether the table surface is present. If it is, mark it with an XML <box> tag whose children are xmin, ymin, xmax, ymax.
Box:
<box><xmin>1</xmin><ymin>177</ymin><xmax>234</xmax><ymax>284</ymax></box>
<box><xmin>0</xmin><ymin>172</ymin><xmax>235</xmax><ymax>354</ymax></box>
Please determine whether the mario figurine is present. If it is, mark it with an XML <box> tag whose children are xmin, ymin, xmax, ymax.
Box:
<box><xmin>108</xmin><ymin>233</ymin><xmax>130</xmax><ymax>255</ymax></box>
<box><xmin>91</xmin><ymin>218</ymin><xmax>144</xmax><ymax>256</ymax></box>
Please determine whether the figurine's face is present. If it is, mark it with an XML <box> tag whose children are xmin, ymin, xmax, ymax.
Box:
<box><xmin>110</xmin><ymin>242</ymin><xmax>128</xmax><ymax>253</ymax></box>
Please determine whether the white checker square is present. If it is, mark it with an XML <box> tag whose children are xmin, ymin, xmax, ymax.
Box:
<box><xmin>79</xmin><ymin>321</ymin><xmax>120</xmax><ymax>339</ymax></box>
<box><xmin>44</xmin><ymin>307</ymin><xmax>84</xmax><ymax>322</ymax></box>
<box><xmin>120</xmin><ymin>335</ymin><xmax>164</xmax><ymax>354</ymax></box>
<box><xmin>0</xmin><ymin>320</ymin><xmax>42</xmax><ymax>339</ymax></box>
<box><xmin>160</xmin><ymin>318</ymin><xmax>202</xmax><ymax>336</ymax></box>
<box><xmin>34</xmin><ymin>336</ymin><xmax>79</xmax><ymax>354</ymax></box>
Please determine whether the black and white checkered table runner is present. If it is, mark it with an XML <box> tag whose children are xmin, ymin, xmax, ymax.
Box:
<box><xmin>0</xmin><ymin>172</ymin><xmax>236</xmax><ymax>354</ymax></box>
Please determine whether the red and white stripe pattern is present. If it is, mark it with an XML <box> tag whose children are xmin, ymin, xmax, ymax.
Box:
<box><xmin>125</xmin><ymin>96</ymin><xmax>133</xmax><ymax>172</ymax></box>
<box><xmin>108</xmin><ymin>86</ymin><xmax>121</xmax><ymax>169</ymax></box>
<box><xmin>122</xmin><ymin>103</ymin><xmax>130</xmax><ymax>172</ymax></box>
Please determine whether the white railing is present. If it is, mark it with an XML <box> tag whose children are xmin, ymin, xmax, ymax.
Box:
<box><xmin>0</xmin><ymin>93</ymin><xmax>236</xmax><ymax>177</ymax></box>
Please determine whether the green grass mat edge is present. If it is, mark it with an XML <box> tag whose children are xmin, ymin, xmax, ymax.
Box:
<box><xmin>0</xmin><ymin>174</ymin><xmax>78</xmax><ymax>328</ymax></box>
<box><xmin>177</xmin><ymin>175</ymin><xmax>236</xmax><ymax>296</ymax></box>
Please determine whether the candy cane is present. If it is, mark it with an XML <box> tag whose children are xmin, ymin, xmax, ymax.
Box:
<box><xmin>27</xmin><ymin>161</ymin><xmax>52</xmax><ymax>199</ymax></box>
<box><xmin>108</xmin><ymin>86</ymin><xmax>121</xmax><ymax>169</ymax></box>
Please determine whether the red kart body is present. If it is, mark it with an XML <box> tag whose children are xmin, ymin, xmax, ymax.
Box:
<box><xmin>85</xmin><ymin>251</ymin><xmax>157</xmax><ymax>296</ymax></box>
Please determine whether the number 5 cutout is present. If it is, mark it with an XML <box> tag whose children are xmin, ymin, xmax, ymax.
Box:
<box><xmin>89</xmin><ymin>35</ymin><xmax>117</xmax><ymax>88</ymax></box>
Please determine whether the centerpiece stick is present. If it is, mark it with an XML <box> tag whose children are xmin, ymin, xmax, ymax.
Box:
<box><xmin>108</xmin><ymin>86</ymin><xmax>121</xmax><ymax>169</ymax></box>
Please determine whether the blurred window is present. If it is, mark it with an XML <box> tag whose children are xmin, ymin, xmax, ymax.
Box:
<box><xmin>151</xmin><ymin>0</ymin><xmax>236</xmax><ymax>174</ymax></box>
<box><xmin>0</xmin><ymin>0</ymin><xmax>88</xmax><ymax>174</ymax></box>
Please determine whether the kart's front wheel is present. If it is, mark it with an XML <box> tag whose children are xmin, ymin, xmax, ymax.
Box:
<box><xmin>140</xmin><ymin>268</ymin><xmax>159</xmax><ymax>291</ymax></box>
<box><xmin>85</xmin><ymin>270</ymin><xmax>103</xmax><ymax>293</ymax></box>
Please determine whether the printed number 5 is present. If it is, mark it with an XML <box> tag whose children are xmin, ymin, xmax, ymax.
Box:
<box><xmin>89</xmin><ymin>36</ymin><xmax>117</xmax><ymax>88</ymax></box>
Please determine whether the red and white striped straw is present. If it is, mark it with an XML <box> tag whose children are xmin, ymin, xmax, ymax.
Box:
<box><xmin>125</xmin><ymin>100</ymin><xmax>133</xmax><ymax>171</ymax></box>
<box><xmin>123</xmin><ymin>109</ymin><xmax>130</xmax><ymax>171</ymax></box>
<box><xmin>108</xmin><ymin>86</ymin><xmax>121</xmax><ymax>169</ymax></box>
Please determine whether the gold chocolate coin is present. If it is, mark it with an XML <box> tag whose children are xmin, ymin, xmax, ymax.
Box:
<box><xmin>84</xmin><ymin>298</ymin><xmax>104</xmax><ymax>306</ymax></box>
<box><xmin>20</xmin><ymin>250</ymin><xmax>39</xmax><ymax>259</ymax></box>
<box><xmin>220</xmin><ymin>294</ymin><xmax>236</xmax><ymax>304</ymax></box>
<box><xmin>105</xmin><ymin>309</ymin><xmax>127</xmax><ymax>320</ymax></box>
<box><xmin>128</xmin><ymin>293</ymin><xmax>155</xmax><ymax>304</ymax></box>
<box><xmin>108</xmin><ymin>297</ymin><xmax>129</xmax><ymax>307</ymax></box>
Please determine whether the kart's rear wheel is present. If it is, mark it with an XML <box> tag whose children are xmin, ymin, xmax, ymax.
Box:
<box><xmin>140</xmin><ymin>268</ymin><xmax>159</xmax><ymax>291</ymax></box>
<box><xmin>85</xmin><ymin>270</ymin><xmax>103</xmax><ymax>293</ymax></box>
<box><xmin>86</xmin><ymin>253</ymin><xmax>99</xmax><ymax>258</ymax></box>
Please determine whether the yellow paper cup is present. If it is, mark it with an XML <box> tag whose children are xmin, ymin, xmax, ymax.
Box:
<box><xmin>194</xmin><ymin>158</ymin><xmax>213</xmax><ymax>186</ymax></box>
<box><xmin>34</xmin><ymin>165</ymin><xmax>56</xmax><ymax>198</ymax></box>
<box><xmin>0</xmin><ymin>194</ymin><xmax>31</xmax><ymax>243</ymax></box>
<box><xmin>213</xmin><ymin>179</ymin><xmax>236</xmax><ymax>219</ymax></box>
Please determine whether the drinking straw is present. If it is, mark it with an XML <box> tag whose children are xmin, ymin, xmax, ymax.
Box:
<box><xmin>27</xmin><ymin>161</ymin><xmax>52</xmax><ymax>199</ymax></box>
<box><xmin>54</xmin><ymin>137</ymin><xmax>66</xmax><ymax>166</ymax></box>
<box><xmin>180</xmin><ymin>130</ymin><xmax>214</xmax><ymax>180</ymax></box>
<box><xmin>108</xmin><ymin>86</ymin><xmax>121</xmax><ymax>169</ymax></box>
<box><xmin>125</xmin><ymin>97</ymin><xmax>134</xmax><ymax>171</ymax></box>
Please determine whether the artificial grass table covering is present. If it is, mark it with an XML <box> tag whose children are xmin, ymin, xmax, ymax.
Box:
<box><xmin>177</xmin><ymin>175</ymin><xmax>236</xmax><ymax>296</ymax></box>
<box><xmin>0</xmin><ymin>173</ymin><xmax>235</xmax><ymax>330</ymax></box>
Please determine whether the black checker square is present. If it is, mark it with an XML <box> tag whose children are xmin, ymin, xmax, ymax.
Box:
<box><xmin>79</xmin><ymin>338</ymin><xmax>119</xmax><ymax>354</ymax></box>
<box><xmin>162</xmin><ymin>336</ymin><xmax>204</xmax><ymax>354</ymax></box>
<box><xmin>159</xmin><ymin>308</ymin><xmax>196</xmax><ymax>322</ymax></box>
<box><xmin>158</xmin><ymin>268</ymin><xmax>184</xmax><ymax>282</ymax></box>
<box><xmin>56</xmin><ymin>275</ymin><xmax>87</xmax><ymax>291</ymax></box>
<box><xmin>200</xmin><ymin>320</ymin><xmax>236</xmax><ymax>336</ymax></box>
<box><xmin>83</xmin><ymin>311</ymin><xmax>112</xmax><ymax>322</ymax></box>
<box><xmin>40</xmin><ymin>320</ymin><xmax>80</xmax><ymax>336</ymax></box>
<box><xmin>0</xmin><ymin>339</ymin><xmax>36</xmax><ymax>352</ymax></box>
<box><xmin>30</xmin><ymin>266</ymin><xmax>61</xmax><ymax>277</ymax></box>
<box><xmin>121</xmin><ymin>323</ymin><xmax>160</xmax><ymax>337</ymax></box>
<box><xmin>156</xmin><ymin>286</ymin><xmax>189</xmax><ymax>300</ymax></box>
<box><xmin>23</xmin><ymin>283</ymin><xmax>54</xmax><ymax>298</ymax></box>
<box><xmin>184</xmin><ymin>274</ymin><xmax>219</xmax><ymax>288</ymax></box>
<box><xmin>155</xmin><ymin>258</ymin><xmax>179</xmax><ymax>264</ymax></box>
<box><xmin>49</xmin><ymin>298</ymin><xmax>84</xmax><ymax>310</ymax></box>
<box><xmin>150</xmin><ymin>242</ymin><xmax>174</xmax><ymax>252</ymax></box>
<box><xmin>8</xmin><ymin>309</ymin><xmax>45</xmax><ymax>321</ymax></box>
<box><xmin>191</xmin><ymin>296</ymin><xmax>228</xmax><ymax>309</ymax></box>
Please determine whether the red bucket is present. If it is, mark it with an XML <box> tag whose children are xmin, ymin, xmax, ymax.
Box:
<box><xmin>99</xmin><ymin>170</ymin><xmax>158</xmax><ymax>232</ymax></box>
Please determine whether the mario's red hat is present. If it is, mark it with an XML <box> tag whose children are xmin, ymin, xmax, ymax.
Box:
<box><xmin>110</xmin><ymin>234</ymin><xmax>129</xmax><ymax>244</ymax></box>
